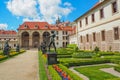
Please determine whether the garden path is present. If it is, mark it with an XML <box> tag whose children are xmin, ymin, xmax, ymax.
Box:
<box><xmin>0</xmin><ymin>49</ymin><xmax>39</xmax><ymax>80</ymax></box>
<box><xmin>100</xmin><ymin>67</ymin><xmax>120</xmax><ymax>77</ymax></box>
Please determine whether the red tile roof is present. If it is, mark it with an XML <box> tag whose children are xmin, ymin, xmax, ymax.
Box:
<box><xmin>0</xmin><ymin>30</ymin><xmax>17</xmax><ymax>35</ymax></box>
<box><xmin>18</xmin><ymin>22</ymin><xmax>73</xmax><ymax>31</ymax></box>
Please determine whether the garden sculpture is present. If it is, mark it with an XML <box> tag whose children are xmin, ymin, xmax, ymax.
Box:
<box><xmin>48</xmin><ymin>31</ymin><xmax>56</xmax><ymax>52</ymax></box>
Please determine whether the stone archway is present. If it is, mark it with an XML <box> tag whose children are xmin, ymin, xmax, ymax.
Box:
<box><xmin>42</xmin><ymin>32</ymin><xmax>50</xmax><ymax>46</ymax></box>
<box><xmin>32</xmin><ymin>32</ymin><xmax>40</xmax><ymax>48</ymax></box>
<box><xmin>21</xmin><ymin>32</ymin><xmax>29</xmax><ymax>48</ymax></box>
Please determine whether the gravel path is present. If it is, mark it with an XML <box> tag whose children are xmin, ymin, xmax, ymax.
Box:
<box><xmin>100</xmin><ymin>67</ymin><xmax>120</xmax><ymax>77</ymax></box>
<box><xmin>0</xmin><ymin>49</ymin><xmax>39</xmax><ymax>80</ymax></box>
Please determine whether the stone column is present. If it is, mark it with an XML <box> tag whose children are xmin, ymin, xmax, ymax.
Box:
<box><xmin>29</xmin><ymin>35</ymin><xmax>32</xmax><ymax>48</ymax></box>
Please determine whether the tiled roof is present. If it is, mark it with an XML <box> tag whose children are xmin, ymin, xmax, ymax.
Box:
<box><xmin>0</xmin><ymin>30</ymin><xmax>17</xmax><ymax>34</ymax></box>
<box><xmin>18</xmin><ymin>22</ymin><xmax>73</xmax><ymax>31</ymax></box>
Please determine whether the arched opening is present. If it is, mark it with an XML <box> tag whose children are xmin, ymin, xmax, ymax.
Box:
<box><xmin>32</xmin><ymin>32</ymin><xmax>40</xmax><ymax>48</ymax></box>
<box><xmin>21</xmin><ymin>32</ymin><xmax>29</xmax><ymax>48</ymax></box>
<box><xmin>42</xmin><ymin>32</ymin><xmax>50</xmax><ymax>46</ymax></box>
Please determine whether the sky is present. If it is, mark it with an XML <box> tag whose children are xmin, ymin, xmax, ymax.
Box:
<box><xmin>0</xmin><ymin>0</ymin><xmax>98</xmax><ymax>31</ymax></box>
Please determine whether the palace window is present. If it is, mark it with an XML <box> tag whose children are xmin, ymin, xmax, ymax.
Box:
<box><xmin>86</xmin><ymin>34</ymin><xmax>89</xmax><ymax>42</ymax></box>
<box><xmin>93</xmin><ymin>32</ymin><xmax>96</xmax><ymax>42</ymax></box>
<box><xmin>35</xmin><ymin>25</ymin><xmax>38</xmax><ymax>29</ymax></box>
<box><xmin>24</xmin><ymin>25</ymin><xmax>28</xmax><ymax>28</ymax></box>
<box><xmin>80</xmin><ymin>36</ymin><xmax>83</xmax><ymax>43</ymax></box>
<box><xmin>112</xmin><ymin>1</ymin><xmax>118</xmax><ymax>13</ymax></box>
<box><xmin>114</xmin><ymin>27</ymin><xmax>119</xmax><ymax>40</ymax></box>
<box><xmin>91</xmin><ymin>13</ymin><xmax>95</xmax><ymax>23</ymax></box>
<box><xmin>100</xmin><ymin>8</ymin><xmax>104</xmax><ymax>19</ymax></box>
<box><xmin>56</xmin><ymin>36</ymin><xmax>59</xmax><ymax>40</ymax></box>
<box><xmin>79</xmin><ymin>21</ymin><xmax>82</xmax><ymax>27</ymax></box>
<box><xmin>101</xmin><ymin>30</ymin><xmax>105</xmax><ymax>41</ymax></box>
<box><xmin>85</xmin><ymin>17</ymin><xmax>88</xmax><ymax>25</ymax></box>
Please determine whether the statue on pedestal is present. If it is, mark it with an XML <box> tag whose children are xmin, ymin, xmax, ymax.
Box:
<box><xmin>48</xmin><ymin>31</ymin><xmax>56</xmax><ymax>52</ymax></box>
<box><xmin>16</xmin><ymin>44</ymin><xmax>20</xmax><ymax>52</ymax></box>
<box><xmin>3</xmin><ymin>40</ymin><xmax>10</xmax><ymax>56</ymax></box>
<box><xmin>40</xmin><ymin>41</ymin><xmax>47</xmax><ymax>54</ymax></box>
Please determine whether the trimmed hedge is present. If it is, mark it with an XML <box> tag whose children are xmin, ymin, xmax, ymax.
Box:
<box><xmin>72</xmin><ymin>52</ymin><xmax>95</xmax><ymax>58</ymax></box>
<box><xmin>59</xmin><ymin>58</ymin><xmax>110</xmax><ymax>67</ymax></box>
<box><xmin>38</xmin><ymin>51</ymin><xmax>48</xmax><ymax>80</ymax></box>
<box><xmin>114</xmin><ymin>65</ymin><xmax>120</xmax><ymax>73</ymax></box>
<box><xmin>58</xmin><ymin>64</ymin><xmax>83</xmax><ymax>80</ymax></box>
<box><xmin>48</xmin><ymin>65</ymin><xmax>62</xmax><ymax>80</ymax></box>
<box><xmin>106</xmin><ymin>78</ymin><xmax>120</xmax><ymax>80</ymax></box>
<box><xmin>57</xmin><ymin>55</ymin><xmax>72</xmax><ymax>58</ymax></box>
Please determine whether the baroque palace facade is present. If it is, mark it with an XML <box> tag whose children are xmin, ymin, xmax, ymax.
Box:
<box><xmin>74</xmin><ymin>0</ymin><xmax>120</xmax><ymax>51</ymax></box>
<box><xmin>17</xmin><ymin>21</ymin><xmax>73</xmax><ymax>48</ymax></box>
<box><xmin>0</xmin><ymin>30</ymin><xmax>18</xmax><ymax>49</ymax></box>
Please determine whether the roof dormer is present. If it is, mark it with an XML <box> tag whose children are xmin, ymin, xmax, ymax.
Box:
<box><xmin>24</xmin><ymin>25</ymin><xmax>28</xmax><ymax>29</ymax></box>
<box><xmin>35</xmin><ymin>25</ymin><xmax>38</xmax><ymax>29</ymax></box>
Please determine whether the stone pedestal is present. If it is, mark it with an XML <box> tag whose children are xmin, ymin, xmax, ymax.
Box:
<box><xmin>47</xmin><ymin>52</ymin><xmax>57</xmax><ymax>65</ymax></box>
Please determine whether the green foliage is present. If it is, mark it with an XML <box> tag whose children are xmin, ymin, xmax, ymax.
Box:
<box><xmin>106</xmin><ymin>78</ymin><xmax>120</xmax><ymax>80</ymax></box>
<box><xmin>72</xmin><ymin>52</ymin><xmax>95</xmax><ymax>58</ymax></box>
<box><xmin>67</xmin><ymin>44</ymin><xmax>78</xmax><ymax>51</ymax></box>
<box><xmin>74</xmin><ymin>65</ymin><xmax>118</xmax><ymax>80</ymax></box>
<box><xmin>94</xmin><ymin>46</ymin><xmax>100</xmax><ymax>53</ymax></box>
<box><xmin>48</xmin><ymin>65</ymin><xmax>62</xmax><ymax>80</ymax></box>
<box><xmin>38</xmin><ymin>51</ymin><xmax>48</xmax><ymax>80</ymax></box>
<box><xmin>98</xmin><ymin>51</ymin><xmax>114</xmax><ymax>56</ymax></box>
<box><xmin>114</xmin><ymin>65</ymin><xmax>120</xmax><ymax>73</ymax></box>
<box><xmin>58</xmin><ymin>64</ymin><xmax>83</xmax><ymax>80</ymax></box>
<box><xmin>59</xmin><ymin>58</ymin><xmax>110</xmax><ymax>67</ymax></box>
<box><xmin>57</xmin><ymin>55</ymin><xmax>72</xmax><ymax>58</ymax></box>
<box><xmin>57</xmin><ymin>48</ymin><xmax>74</xmax><ymax>55</ymax></box>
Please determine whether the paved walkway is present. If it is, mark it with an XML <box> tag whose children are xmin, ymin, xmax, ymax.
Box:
<box><xmin>100</xmin><ymin>67</ymin><xmax>120</xmax><ymax>77</ymax></box>
<box><xmin>0</xmin><ymin>49</ymin><xmax>39</xmax><ymax>80</ymax></box>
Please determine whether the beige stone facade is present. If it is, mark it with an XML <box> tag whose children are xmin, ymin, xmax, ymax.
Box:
<box><xmin>74</xmin><ymin>0</ymin><xmax>120</xmax><ymax>52</ymax></box>
<box><xmin>0</xmin><ymin>30</ymin><xmax>18</xmax><ymax>49</ymax></box>
<box><xmin>18</xmin><ymin>22</ymin><xmax>72</xmax><ymax>49</ymax></box>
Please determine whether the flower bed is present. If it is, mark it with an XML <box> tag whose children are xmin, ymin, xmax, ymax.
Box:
<box><xmin>58</xmin><ymin>64</ymin><xmax>83</xmax><ymax>80</ymax></box>
<box><xmin>0</xmin><ymin>49</ymin><xmax>26</xmax><ymax>61</ymax></box>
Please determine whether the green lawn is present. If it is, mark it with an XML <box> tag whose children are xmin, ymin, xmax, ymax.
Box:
<box><xmin>74</xmin><ymin>65</ymin><xmax>118</xmax><ymax>80</ymax></box>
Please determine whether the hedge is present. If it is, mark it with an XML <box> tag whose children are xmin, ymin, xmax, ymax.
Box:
<box><xmin>48</xmin><ymin>65</ymin><xmax>62</xmax><ymax>80</ymax></box>
<box><xmin>59</xmin><ymin>58</ymin><xmax>110</xmax><ymax>67</ymax></box>
<box><xmin>72</xmin><ymin>52</ymin><xmax>95</xmax><ymax>58</ymax></box>
<box><xmin>58</xmin><ymin>64</ymin><xmax>83</xmax><ymax>80</ymax></box>
<box><xmin>114</xmin><ymin>65</ymin><xmax>120</xmax><ymax>73</ymax></box>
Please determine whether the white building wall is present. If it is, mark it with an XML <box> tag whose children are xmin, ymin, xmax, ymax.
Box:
<box><xmin>76</xmin><ymin>0</ymin><xmax>120</xmax><ymax>51</ymax></box>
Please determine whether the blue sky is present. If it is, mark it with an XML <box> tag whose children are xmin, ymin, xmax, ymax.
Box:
<box><xmin>0</xmin><ymin>0</ymin><xmax>98</xmax><ymax>31</ymax></box>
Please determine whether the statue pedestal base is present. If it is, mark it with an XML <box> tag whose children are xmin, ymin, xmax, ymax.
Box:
<box><xmin>47</xmin><ymin>52</ymin><xmax>57</xmax><ymax>65</ymax></box>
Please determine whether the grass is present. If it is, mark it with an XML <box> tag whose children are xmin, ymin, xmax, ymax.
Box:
<box><xmin>74</xmin><ymin>65</ymin><xmax>118</xmax><ymax>80</ymax></box>
<box><xmin>38</xmin><ymin>51</ymin><xmax>48</xmax><ymax>80</ymax></box>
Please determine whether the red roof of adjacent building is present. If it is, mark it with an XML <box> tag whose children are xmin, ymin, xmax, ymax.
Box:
<box><xmin>18</xmin><ymin>22</ymin><xmax>73</xmax><ymax>31</ymax></box>
<box><xmin>0</xmin><ymin>30</ymin><xmax>17</xmax><ymax>34</ymax></box>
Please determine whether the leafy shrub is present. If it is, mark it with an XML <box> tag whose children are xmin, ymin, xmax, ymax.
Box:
<box><xmin>72</xmin><ymin>52</ymin><xmax>95</xmax><ymax>58</ymax></box>
<box><xmin>48</xmin><ymin>65</ymin><xmax>62</xmax><ymax>80</ymax></box>
<box><xmin>111</xmin><ymin>59</ymin><xmax>120</xmax><ymax>64</ymax></box>
<box><xmin>57</xmin><ymin>48</ymin><xmax>74</xmax><ymax>55</ymax></box>
<box><xmin>106</xmin><ymin>78</ymin><xmax>120</xmax><ymax>80</ymax></box>
<box><xmin>114</xmin><ymin>65</ymin><xmax>120</xmax><ymax>73</ymax></box>
<box><xmin>98</xmin><ymin>51</ymin><xmax>114</xmax><ymax>56</ymax></box>
<box><xmin>67</xmin><ymin>44</ymin><xmax>78</xmax><ymax>51</ymax></box>
<box><xmin>59</xmin><ymin>58</ymin><xmax>110</xmax><ymax>67</ymax></box>
<box><xmin>94</xmin><ymin>46</ymin><xmax>100</xmax><ymax>53</ymax></box>
<box><xmin>57</xmin><ymin>55</ymin><xmax>72</xmax><ymax>58</ymax></box>
<box><xmin>58</xmin><ymin>64</ymin><xmax>83</xmax><ymax>80</ymax></box>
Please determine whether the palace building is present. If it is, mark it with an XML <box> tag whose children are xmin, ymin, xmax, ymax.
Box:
<box><xmin>17</xmin><ymin>21</ymin><xmax>73</xmax><ymax>49</ymax></box>
<box><xmin>0</xmin><ymin>30</ymin><xmax>18</xmax><ymax>49</ymax></box>
<box><xmin>74</xmin><ymin>0</ymin><xmax>120</xmax><ymax>51</ymax></box>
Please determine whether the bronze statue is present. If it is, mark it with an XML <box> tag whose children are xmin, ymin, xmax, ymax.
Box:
<box><xmin>16</xmin><ymin>44</ymin><xmax>20</xmax><ymax>52</ymax></box>
<box><xmin>48</xmin><ymin>31</ymin><xmax>56</xmax><ymax>52</ymax></box>
<box><xmin>3</xmin><ymin>40</ymin><xmax>10</xmax><ymax>56</ymax></box>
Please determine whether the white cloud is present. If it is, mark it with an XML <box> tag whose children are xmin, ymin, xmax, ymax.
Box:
<box><xmin>0</xmin><ymin>23</ymin><xmax>8</xmax><ymax>30</ymax></box>
<box><xmin>38</xmin><ymin>0</ymin><xmax>74</xmax><ymax>23</ymax></box>
<box><xmin>7</xmin><ymin>0</ymin><xmax>38</xmax><ymax>18</ymax></box>
<box><xmin>6</xmin><ymin>0</ymin><xmax>74</xmax><ymax>23</ymax></box>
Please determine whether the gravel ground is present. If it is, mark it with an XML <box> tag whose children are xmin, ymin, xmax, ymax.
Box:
<box><xmin>0</xmin><ymin>49</ymin><xmax>39</xmax><ymax>80</ymax></box>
